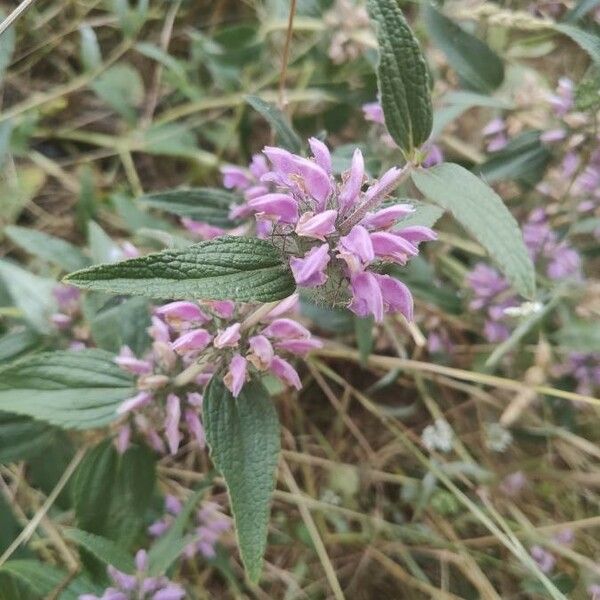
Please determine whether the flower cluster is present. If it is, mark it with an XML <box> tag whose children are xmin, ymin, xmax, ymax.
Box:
<box><xmin>226</xmin><ymin>139</ymin><xmax>436</xmax><ymax>322</ymax></box>
<box><xmin>113</xmin><ymin>296</ymin><xmax>320</xmax><ymax>454</ymax></box>
<box><xmin>79</xmin><ymin>549</ymin><xmax>185</xmax><ymax>600</ymax></box>
<box><xmin>51</xmin><ymin>284</ymin><xmax>87</xmax><ymax>350</ymax></box>
<box><xmin>149</xmin><ymin>496</ymin><xmax>230</xmax><ymax>559</ymax></box>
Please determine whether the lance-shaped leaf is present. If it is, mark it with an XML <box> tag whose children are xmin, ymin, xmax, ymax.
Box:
<box><xmin>0</xmin><ymin>349</ymin><xmax>135</xmax><ymax>429</ymax></box>
<box><xmin>204</xmin><ymin>377</ymin><xmax>280</xmax><ymax>582</ymax></box>
<box><xmin>139</xmin><ymin>187</ymin><xmax>242</xmax><ymax>227</ymax></box>
<box><xmin>423</xmin><ymin>4</ymin><xmax>504</xmax><ymax>93</ymax></box>
<box><xmin>65</xmin><ymin>237</ymin><xmax>296</xmax><ymax>303</ymax></box>
<box><xmin>412</xmin><ymin>163</ymin><xmax>536</xmax><ymax>299</ymax></box>
<box><xmin>245</xmin><ymin>95</ymin><xmax>302</xmax><ymax>153</ymax></box>
<box><xmin>367</xmin><ymin>0</ymin><xmax>433</xmax><ymax>155</ymax></box>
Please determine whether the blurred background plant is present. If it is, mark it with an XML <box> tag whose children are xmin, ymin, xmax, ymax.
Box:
<box><xmin>0</xmin><ymin>0</ymin><xmax>599</xmax><ymax>598</ymax></box>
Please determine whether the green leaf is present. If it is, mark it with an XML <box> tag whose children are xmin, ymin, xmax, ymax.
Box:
<box><xmin>0</xmin><ymin>561</ymin><xmax>71</xmax><ymax>599</ymax></box>
<box><xmin>245</xmin><ymin>96</ymin><xmax>302</xmax><ymax>153</ymax></box>
<box><xmin>423</xmin><ymin>4</ymin><xmax>504</xmax><ymax>93</ymax></box>
<box><xmin>0</xmin><ymin>349</ymin><xmax>135</xmax><ymax>429</ymax></box>
<box><xmin>64</xmin><ymin>528</ymin><xmax>135</xmax><ymax>573</ymax></box>
<box><xmin>148</xmin><ymin>479</ymin><xmax>214</xmax><ymax>575</ymax></box>
<box><xmin>65</xmin><ymin>236</ymin><xmax>297</xmax><ymax>303</ymax></box>
<box><xmin>367</xmin><ymin>0</ymin><xmax>433</xmax><ymax>155</ymax></box>
<box><xmin>79</xmin><ymin>25</ymin><xmax>102</xmax><ymax>71</ymax></box>
<box><xmin>0</xmin><ymin>412</ymin><xmax>58</xmax><ymax>463</ymax></box>
<box><xmin>476</xmin><ymin>130</ymin><xmax>551</xmax><ymax>186</ymax></box>
<box><xmin>139</xmin><ymin>187</ymin><xmax>241</xmax><ymax>227</ymax></box>
<box><xmin>0</xmin><ymin>329</ymin><xmax>42</xmax><ymax>363</ymax></box>
<box><xmin>88</xmin><ymin>220</ymin><xmax>122</xmax><ymax>264</ymax></box>
<box><xmin>89</xmin><ymin>296</ymin><xmax>151</xmax><ymax>356</ymax></box>
<box><xmin>5</xmin><ymin>225</ymin><xmax>90</xmax><ymax>272</ymax></box>
<box><xmin>395</xmin><ymin>200</ymin><xmax>445</xmax><ymax>229</ymax></box>
<box><xmin>355</xmin><ymin>316</ymin><xmax>374</xmax><ymax>365</ymax></box>
<box><xmin>90</xmin><ymin>63</ymin><xmax>144</xmax><ymax>124</ymax></box>
<box><xmin>412</xmin><ymin>163</ymin><xmax>535</xmax><ymax>298</ymax></box>
<box><xmin>73</xmin><ymin>442</ymin><xmax>156</xmax><ymax>545</ymax></box>
<box><xmin>204</xmin><ymin>377</ymin><xmax>280</xmax><ymax>582</ymax></box>
<box><xmin>564</xmin><ymin>0</ymin><xmax>600</xmax><ymax>22</ymax></box>
<box><xmin>555</xmin><ymin>321</ymin><xmax>600</xmax><ymax>352</ymax></box>
<box><xmin>553</xmin><ymin>23</ymin><xmax>600</xmax><ymax>63</ymax></box>
<box><xmin>0</xmin><ymin>260</ymin><xmax>57</xmax><ymax>333</ymax></box>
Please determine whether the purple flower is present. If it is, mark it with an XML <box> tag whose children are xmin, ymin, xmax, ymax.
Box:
<box><xmin>422</xmin><ymin>143</ymin><xmax>443</xmax><ymax>167</ymax></box>
<box><xmin>375</xmin><ymin>274</ymin><xmax>413</xmax><ymax>320</ymax></box>
<box><xmin>213</xmin><ymin>323</ymin><xmax>241</xmax><ymax>348</ymax></box>
<box><xmin>360</xmin><ymin>205</ymin><xmax>414</xmax><ymax>230</ymax></box>
<box><xmin>295</xmin><ymin>209</ymin><xmax>338</xmax><ymax>240</ymax></box>
<box><xmin>339</xmin><ymin>148</ymin><xmax>365</xmax><ymax>211</ymax></box>
<box><xmin>370</xmin><ymin>231</ymin><xmax>418</xmax><ymax>264</ymax></box>
<box><xmin>117</xmin><ymin>391</ymin><xmax>153</xmax><ymax>415</ymax></box>
<box><xmin>171</xmin><ymin>328</ymin><xmax>212</xmax><ymax>355</ymax></box>
<box><xmin>337</xmin><ymin>225</ymin><xmax>375</xmax><ymax>272</ymax></box>
<box><xmin>165</xmin><ymin>394</ymin><xmax>181</xmax><ymax>456</ymax></box>
<box><xmin>115</xmin><ymin>346</ymin><xmax>153</xmax><ymax>375</ymax></box>
<box><xmin>156</xmin><ymin>301</ymin><xmax>209</xmax><ymax>328</ymax></box>
<box><xmin>247</xmin><ymin>334</ymin><xmax>274</xmax><ymax>369</ymax></box>
<box><xmin>269</xmin><ymin>356</ymin><xmax>302</xmax><ymax>389</ymax></box>
<box><xmin>274</xmin><ymin>337</ymin><xmax>323</xmax><ymax>356</ymax></box>
<box><xmin>262</xmin><ymin>318</ymin><xmax>311</xmax><ymax>340</ymax></box>
<box><xmin>349</xmin><ymin>271</ymin><xmax>384</xmax><ymax>322</ymax></box>
<box><xmin>221</xmin><ymin>165</ymin><xmax>251</xmax><ymax>189</ymax></box>
<box><xmin>290</xmin><ymin>244</ymin><xmax>330</xmax><ymax>287</ymax></box>
<box><xmin>308</xmin><ymin>137</ymin><xmax>332</xmax><ymax>173</ymax></box>
<box><xmin>530</xmin><ymin>545</ymin><xmax>556</xmax><ymax>574</ymax></box>
<box><xmin>247</xmin><ymin>193</ymin><xmax>299</xmax><ymax>223</ymax></box>
<box><xmin>224</xmin><ymin>354</ymin><xmax>247</xmax><ymax>397</ymax></box>
<box><xmin>362</xmin><ymin>101</ymin><xmax>385</xmax><ymax>124</ymax></box>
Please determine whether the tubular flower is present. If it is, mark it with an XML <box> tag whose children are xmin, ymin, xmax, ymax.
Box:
<box><xmin>238</xmin><ymin>140</ymin><xmax>436</xmax><ymax>322</ymax></box>
<box><xmin>112</xmin><ymin>296</ymin><xmax>320</xmax><ymax>454</ymax></box>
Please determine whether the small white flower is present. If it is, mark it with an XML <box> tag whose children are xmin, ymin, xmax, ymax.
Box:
<box><xmin>422</xmin><ymin>419</ymin><xmax>454</xmax><ymax>453</ymax></box>
<box><xmin>503</xmin><ymin>301</ymin><xmax>543</xmax><ymax>318</ymax></box>
<box><xmin>485</xmin><ymin>423</ymin><xmax>513</xmax><ymax>453</ymax></box>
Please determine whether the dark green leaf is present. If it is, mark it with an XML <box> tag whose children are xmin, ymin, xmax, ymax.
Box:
<box><xmin>423</xmin><ymin>4</ymin><xmax>504</xmax><ymax>93</ymax></box>
<box><xmin>0</xmin><ymin>412</ymin><xmax>57</xmax><ymax>463</ymax></box>
<box><xmin>65</xmin><ymin>237</ymin><xmax>297</xmax><ymax>303</ymax></box>
<box><xmin>367</xmin><ymin>0</ymin><xmax>433</xmax><ymax>154</ymax></box>
<box><xmin>73</xmin><ymin>442</ymin><xmax>156</xmax><ymax>545</ymax></box>
<box><xmin>0</xmin><ymin>349</ymin><xmax>135</xmax><ymax>429</ymax></box>
<box><xmin>0</xmin><ymin>561</ymin><xmax>71</xmax><ymax>599</ymax></box>
<box><xmin>555</xmin><ymin>321</ymin><xmax>600</xmax><ymax>352</ymax></box>
<box><xmin>64</xmin><ymin>529</ymin><xmax>135</xmax><ymax>573</ymax></box>
<box><xmin>476</xmin><ymin>130</ymin><xmax>551</xmax><ymax>186</ymax></box>
<box><xmin>355</xmin><ymin>316</ymin><xmax>374</xmax><ymax>364</ymax></box>
<box><xmin>5</xmin><ymin>225</ymin><xmax>90</xmax><ymax>272</ymax></box>
<box><xmin>553</xmin><ymin>23</ymin><xmax>600</xmax><ymax>63</ymax></box>
<box><xmin>245</xmin><ymin>96</ymin><xmax>302</xmax><ymax>153</ymax></box>
<box><xmin>412</xmin><ymin>163</ymin><xmax>535</xmax><ymax>298</ymax></box>
<box><xmin>139</xmin><ymin>188</ymin><xmax>241</xmax><ymax>227</ymax></box>
<box><xmin>204</xmin><ymin>377</ymin><xmax>280</xmax><ymax>582</ymax></box>
<box><xmin>89</xmin><ymin>296</ymin><xmax>151</xmax><ymax>356</ymax></box>
<box><xmin>0</xmin><ymin>329</ymin><xmax>42</xmax><ymax>363</ymax></box>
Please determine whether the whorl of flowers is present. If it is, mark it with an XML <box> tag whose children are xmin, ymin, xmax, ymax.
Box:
<box><xmin>79</xmin><ymin>549</ymin><xmax>185</xmax><ymax>600</ymax></box>
<box><xmin>113</xmin><ymin>296</ymin><xmax>320</xmax><ymax>455</ymax></box>
<box><xmin>223</xmin><ymin>139</ymin><xmax>437</xmax><ymax>322</ymax></box>
<box><xmin>149</xmin><ymin>496</ymin><xmax>230</xmax><ymax>560</ymax></box>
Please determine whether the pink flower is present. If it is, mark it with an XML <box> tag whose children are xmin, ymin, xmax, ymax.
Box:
<box><xmin>269</xmin><ymin>356</ymin><xmax>302</xmax><ymax>389</ymax></box>
<box><xmin>186</xmin><ymin>392</ymin><xmax>203</xmax><ymax>407</ymax></box>
<box><xmin>266</xmin><ymin>293</ymin><xmax>300</xmax><ymax>319</ymax></box>
<box><xmin>291</xmin><ymin>156</ymin><xmax>331</xmax><ymax>208</ymax></box>
<box><xmin>290</xmin><ymin>244</ymin><xmax>330</xmax><ymax>287</ymax></box>
<box><xmin>370</xmin><ymin>231</ymin><xmax>418</xmax><ymax>264</ymax></box>
<box><xmin>221</xmin><ymin>165</ymin><xmax>251</xmax><ymax>189</ymax></box>
<box><xmin>224</xmin><ymin>354</ymin><xmax>247</xmax><ymax>397</ymax></box>
<box><xmin>165</xmin><ymin>394</ymin><xmax>182</xmax><ymax>456</ymax></box>
<box><xmin>308</xmin><ymin>137</ymin><xmax>332</xmax><ymax>173</ymax></box>
<box><xmin>247</xmin><ymin>335</ymin><xmax>274</xmax><ymax>369</ymax></box>
<box><xmin>295</xmin><ymin>209</ymin><xmax>338</xmax><ymax>240</ymax></box>
<box><xmin>395</xmin><ymin>225</ymin><xmax>437</xmax><ymax>244</ymax></box>
<box><xmin>339</xmin><ymin>148</ymin><xmax>364</xmax><ymax>212</ymax></box>
<box><xmin>337</xmin><ymin>225</ymin><xmax>374</xmax><ymax>272</ymax></box>
<box><xmin>184</xmin><ymin>408</ymin><xmax>205</xmax><ymax>449</ymax></box>
<box><xmin>349</xmin><ymin>271</ymin><xmax>384</xmax><ymax>322</ymax></box>
<box><xmin>375</xmin><ymin>274</ymin><xmax>413</xmax><ymax>320</ymax></box>
<box><xmin>148</xmin><ymin>316</ymin><xmax>171</xmax><ymax>343</ymax></box>
<box><xmin>362</xmin><ymin>101</ymin><xmax>385</xmax><ymax>124</ymax></box>
<box><xmin>213</xmin><ymin>323</ymin><xmax>241</xmax><ymax>348</ymax></box>
<box><xmin>115</xmin><ymin>346</ymin><xmax>154</xmax><ymax>375</ymax></box>
<box><xmin>117</xmin><ymin>391</ymin><xmax>153</xmax><ymax>415</ymax></box>
<box><xmin>51</xmin><ymin>313</ymin><xmax>72</xmax><ymax>330</ymax></box>
<box><xmin>275</xmin><ymin>337</ymin><xmax>323</xmax><ymax>356</ymax></box>
<box><xmin>171</xmin><ymin>329</ymin><xmax>213</xmax><ymax>354</ymax></box>
<box><xmin>156</xmin><ymin>301</ymin><xmax>209</xmax><ymax>328</ymax></box>
<box><xmin>181</xmin><ymin>218</ymin><xmax>226</xmax><ymax>240</ymax></box>
<box><xmin>116</xmin><ymin>425</ymin><xmax>131</xmax><ymax>454</ymax></box>
<box><xmin>262</xmin><ymin>318</ymin><xmax>311</xmax><ymax>339</ymax></box>
<box><xmin>360</xmin><ymin>205</ymin><xmax>414</xmax><ymax>230</ymax></box>
<box><xmin>247</xmin><ymin>193</ymin><xmax>299</xmax><ymax>223</ymax></box>
<box><xmin>207</xmin><ymin>300</ymin><xmax>235</xmax><ymax>319</ymax></box>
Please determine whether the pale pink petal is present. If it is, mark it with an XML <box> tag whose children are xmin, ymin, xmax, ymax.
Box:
<box><xmin>295</xmin><ymin>209</ymin><xmax>338</xmax><ymax>240</ymax></box>
<box><xmin>290</xmin><ymin>244</ymin><xmax>330</xmax><ymax>287</ymax></box>
<box><xmin>374</xmin><ymin>274</ymin><xmax>414</xmax><ymax>320</ymax></box>
<box><xmin>248</xmin><ymin>335</ymin><xmax>274</xmax><ymax>369</ymax></box>
<box><xmin>171</xmin><ymin>329</ymin><xmax>213</xmax><ymax>354</ymax></box>
<box><xmin>308</xmin><ymin>137</ymin><xmax>332</xmax><ymax>174</ymax></box>
<box><xmin>247</xmin><ymin>193</ymin><xmax>299</xmax><ymax>224</ymax></box>
<box><xmin>185</xmin><ymin>408</ymin><xmax>206</xmax><ymax>449</ymax></box>
<box><xmin>337</xmin><ymin>225</ymin><xmax>374</xmax><ymax>272</ymax></box>
<box><xmin>349</xmin><ymin>271</ymin><xmax>384</xmax><ymax>322</ymax></box>
<box><xmin>269</xmin><ymin>356</ymin><xmax>302</xmax><ymax>389</ymax></box>
<box><xmin>213</xmin><ymin>323</ymin><xmax>241</xmax><ymax>348</ymax></box>
<box><xmin>262</xmin><ymin>318</ymin><xmax>311</xmax><ymax>339</ymax></box>
<box><xmin>117</xmin><ymin>391</ymin><xmax>153</xmax><ymax>415</ymax></box>
<box><xmin>275</xmin><ymin>337</ymin><xmax>323</xmax><ymax>356</ymax></box>
<box><xmin>339</xmin><ymin>148</ymin><xmax>365</xmax><ymax>212</ymax></box>
<box><xmin>370</xmin><ymin>231</ymin><xmax>418</xmax><ymax>264</ymax></box>
<box><xmin>165</xmin><ymin>393</ymin><xmax>182</xmax><ymax>456</ymax></box>
<box><xmin>360</xmin><ymin>204</ymin><xmax>414</xmax><ymax>230</ymax></box>
<box><xmin>224</xmin><ymin>354</ymin><xmax>247</xmax><ymax>397</ymax></box>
